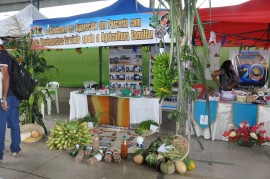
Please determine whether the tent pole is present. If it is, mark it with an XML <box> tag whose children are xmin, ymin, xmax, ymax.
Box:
<box><xmin>99</xmin><ymin>46</ymin><xmax>103</xmax><ymax>88</ymax></box>
<box><xmin>31</xmin><ymin>0</ymin><xmax>40</xmax><ymax>10</ymax></box>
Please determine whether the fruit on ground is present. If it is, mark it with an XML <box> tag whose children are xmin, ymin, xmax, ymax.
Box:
<box><xmin>31</xmin><ymin>130</ymin><xmax>40</xmax><ymax>138</ymax></box>
<box><xmin>174</xmin><ymin>160</ymin><xmax>186</xmax><ymax>174</ymax></box>
<box><xmin>134</xmin><ymin>154</ymin><xmax>144</xmax><ymax>164</ymax></box>
<box><xmin>183</xmin><ymin>158</ymin><xmax>196</xmax><ymax>171</ymax></box>
<box><xmin>160</xmin><ymin>161</ymin><xmax>175</xmax><ymax>175</ymax></box>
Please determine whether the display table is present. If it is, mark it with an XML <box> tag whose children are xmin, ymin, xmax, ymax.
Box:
<box><xmin>69</xmin><ymin>91</ymin><xmax>161</xmax><ymax>127</ymax></box>
<box><xmin>190</xmin><ymin>100</ymin><xmax>270</xmax><ymax>143</ymax></box>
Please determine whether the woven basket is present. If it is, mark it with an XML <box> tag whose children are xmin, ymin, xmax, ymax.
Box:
<box><xmin>173</xmin><ymin>135</ymin><xmax>190</xmax><ymax>160</ymax></box>
<box><xmin>20</xmin><ymin>124</ymin><xmax>45</xmax><ymax>143</ymax></box>
<box><xmin>141</xmin><ymin>129</ymin><xmax>159</xmax><ymax>137</ymax></box>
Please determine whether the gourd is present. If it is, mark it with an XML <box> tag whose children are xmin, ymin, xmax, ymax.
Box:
<box><xmin>160</xmin><ymin>161</ymin><xmax>175</xmax><ymax>175</ymax></box>
<box><xmin>174</xmin><ymin>160</ymin><xmax>187</xmax><ymax>174</ymax></box>
<box><xmin>134</xmin><ymin>154</ymin><xmax>144</xmax><ymax>164</ymax></box>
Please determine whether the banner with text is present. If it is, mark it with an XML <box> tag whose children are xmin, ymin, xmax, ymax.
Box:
<box><xmin>30</xmin><ymin>13</ymin><xmax>166</xmax><ymax>49</ymax></box>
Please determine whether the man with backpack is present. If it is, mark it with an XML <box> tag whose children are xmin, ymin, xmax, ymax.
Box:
<box><xmin>0</xmin><ymin>39</ymin><xmax>22</xmax><ymax>163</ymax></box>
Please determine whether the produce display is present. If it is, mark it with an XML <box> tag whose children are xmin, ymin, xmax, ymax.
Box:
<box><xmin>152</xmin><ymin>53</ymin><xmax>177</xmax><ymax>100</ymax></box>
<box><xmin>133</xmin><ymin>135</ymin><xmax>195</xmax><ymax>175</ymax></box>
<box><xmin>134</xmin><ymin>120</ymin><xmax>159</xmax><ymax>136</ymax></box>
<box><xmin>45</xmin><ymin>120</ymin><xmax>195</xmax><ymax>174</ymax></box>
<box><xmin>46</xmin><ymin>120</ymin><xmax>93</xmax><ymax>150</ymax></box>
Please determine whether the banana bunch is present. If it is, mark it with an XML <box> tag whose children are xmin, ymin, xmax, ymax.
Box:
<box><xmin>46</xmin><ymin>120</ymin><xmax>93</xmax><ymax>150</ymax></box>
<box><xmin>152</xmin><ymin>53</ymin><xmax>177</xmax><ymax>98</ymax></box>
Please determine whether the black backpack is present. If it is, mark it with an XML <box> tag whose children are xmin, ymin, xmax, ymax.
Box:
<box><xmin>5</xmin><ymin>52</ymin><xmax>35</xmax><ymax>100</ymax></box>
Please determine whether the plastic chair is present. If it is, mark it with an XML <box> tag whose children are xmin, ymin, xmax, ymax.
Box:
<box><xmin>41</xmin><ymin>81</ymin><xmax>60</xmax><ymax>117</ymax></box>
<box><xmin>83</xmin><ymin>80</ymin><xmax>97</xmax><ymax>88</ymax></box>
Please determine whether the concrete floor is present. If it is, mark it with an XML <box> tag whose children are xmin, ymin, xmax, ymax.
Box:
<box><xmin>1</xmin><ymin>102</ymin><xmax>270</xmax><ymax>179</ymax></box>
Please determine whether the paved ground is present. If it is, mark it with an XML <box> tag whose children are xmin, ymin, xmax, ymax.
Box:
<box><xmin>0</xmin><ymin>102</ymin><xmax>270</xmax><ymax>179</ymax></box>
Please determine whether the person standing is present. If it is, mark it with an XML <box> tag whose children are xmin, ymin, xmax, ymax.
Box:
<box><xmin>0</xmin><ymin>39</ymin><xmax>21</xmax><ymax>163</ymax></box>
<box><xmin>211</xmin><ymin>60</ymin><xmax>238</xmax><ymax>91</ymax></box>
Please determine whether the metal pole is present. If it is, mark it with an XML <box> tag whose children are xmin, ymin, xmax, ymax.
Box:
<box><xmin>99</xmin><ymin>46</ymin><xmax>103</xmax><ymax>88</ymax></box>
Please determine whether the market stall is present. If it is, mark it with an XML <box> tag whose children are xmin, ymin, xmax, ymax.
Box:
<box><xmin>69</xmin><ymin>91</ymin><xmax>161</xmax><ymax>127</ymax></box>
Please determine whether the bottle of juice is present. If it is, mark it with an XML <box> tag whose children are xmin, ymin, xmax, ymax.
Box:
<box><xmin>121</xmin><ymin>135</ymin><xmax>128</xmax><ymax>159</ymax></box>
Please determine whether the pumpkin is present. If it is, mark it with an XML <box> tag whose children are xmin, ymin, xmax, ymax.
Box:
<box><xmin>134</xmin><ymin>154</ymin><xmax>144</xmax><ymax>164</ymax></box>
<box><xmin>174</xmin><ymin>160</ymin><xmax>186</xmax><ymax>174</ymax></box>
<box><xmin>183</xmin><ymin>158</ymin><xmax>196</xmax><ymax>171</ymax></box>
<box><xmin>160</xmin><ymin>161</ymin><xmax>175</xmax><ymax>175</ymax></box>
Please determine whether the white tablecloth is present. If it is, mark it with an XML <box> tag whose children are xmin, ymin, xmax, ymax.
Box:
<box><xmin>69</xmin><ymin>91</ymin><xmax>161</xmax><ymax>125</ymax></box>
<box><xmin>189</xmin><ymin>101</ymin><xmax>270</xmax><ymax>145</ymax></box>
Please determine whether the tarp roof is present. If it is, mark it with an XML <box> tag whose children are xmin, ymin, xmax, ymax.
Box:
<box><xmin>196</xmin><ymin>0</ymin><xmax>270</xmax><ymax>47</ymax></box>
<box><xmin>0</xmin><ymin>4</ymin><xmax>47</xmax><ymax>38</ymax></box>
<box><xmin>32</xmin><ymin>0</ymin><xmax>270</xmax><ymax>48</ymax></box>
<box><xmin>34</xmin><ymin>0</ymin><xmax>156</xmax><ymax>24</ymax></box>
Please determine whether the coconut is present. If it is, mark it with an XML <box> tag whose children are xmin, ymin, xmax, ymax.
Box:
<box><xmin>31</xmin><ymin>130</ymin><xmax>40</xmax><ymax>138</ymax></box>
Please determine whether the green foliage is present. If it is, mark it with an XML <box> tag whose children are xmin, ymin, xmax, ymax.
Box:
<box><xmin>77</xmin><ymin>113</ymin><xmax>102</xmax><ymax>125</ymax></box>
<box><xmin>134</xmin><ymin>120</ymin><xmax>159</xmax><ymax>135</ymax></box>
<box><xmin>181</xmin><ymin>44</ymin><xmax>199</xmax><ymax>100</ymax></box>
<box><xmin>9</xmin><ymin>34</ymin><xmax>57</xmax><ymax>135</ymax></box>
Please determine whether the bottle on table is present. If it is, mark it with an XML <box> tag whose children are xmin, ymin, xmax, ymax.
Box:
<box><xmin>121</xmin><ymin>135</ymin><xmax>128</xmax><ymax>159</ymax></box>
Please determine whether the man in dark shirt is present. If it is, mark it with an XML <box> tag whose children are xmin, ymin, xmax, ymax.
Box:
<box><xmin>0</xmin><ymin>39</ymin><xmax>22</xmax><ymax>163</ymax></box>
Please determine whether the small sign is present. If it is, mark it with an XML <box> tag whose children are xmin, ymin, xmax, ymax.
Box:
<box><xmin>200</xmin><ymin>115</ymin><xmax>208</xmax><ymax>125</ymax></box>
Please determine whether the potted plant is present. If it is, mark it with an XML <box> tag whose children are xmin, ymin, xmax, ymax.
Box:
<box><xmin>9</xmin><ymin>35</ymin><xmax>57</xmax><ymax>135</ymax></box>
<box><xmin>223</xmin><ymin>120</ymin><xmax>270</xmax><ymax>147</ymax></box>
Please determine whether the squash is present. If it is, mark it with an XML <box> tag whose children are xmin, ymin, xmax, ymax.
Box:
<box><xmin>183</xmin><ymin>158</ymin><xmax>196</xmax><ymax>171</ymax></box>
<box><xmin>134</xmin><ymin>154</ymin><xmax>144</xmax><ymax>164</ymax></box>
<box><xmin>160</xmin><ymin>161</ymin><xmax>175</xmax><ymax>175</ymax></box>
<box><xmin>174</xmin><ymin>160</ymin><xmax>186</xmax><ymax>174</ymax></box>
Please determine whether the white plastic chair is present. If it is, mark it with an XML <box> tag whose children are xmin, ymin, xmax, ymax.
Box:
<box><xmin>41</xmin><ymin>81</ymin><xmax>60</xmax><ymax>117</ymax></box>
<box><xmin>83</xmin><ymin>80</ymin><xmax>97</xmax><ymax>88</ymax></box>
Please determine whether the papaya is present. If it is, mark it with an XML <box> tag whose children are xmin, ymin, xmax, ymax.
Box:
<box><xmin>183</xmin><ymin>158</ymin><xmax>196</xmax><ymax>171</ymax></box>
